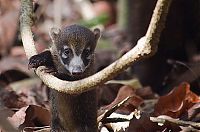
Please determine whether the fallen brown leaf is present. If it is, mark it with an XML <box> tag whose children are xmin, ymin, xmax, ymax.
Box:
<box><xmin>8</xmin><ymin>105</ymin><xmax>50</xmax><ymax>130</ymax></box>
<box><xmin>154</xmin><ymin>82</ymin><xmax>200</xmax><ymax>118</ymax></box>
<box><xmin>101</xmin><ymin>86</ymin><xmax>143</xmax><ymax>114</ymax></box>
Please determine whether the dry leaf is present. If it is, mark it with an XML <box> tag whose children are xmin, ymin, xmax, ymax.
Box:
<box><xmin>8</xmin><ymin>105</ymin><xmax>50</xmax><ymax>130</ymax></box>
<box><xmin>101</xmin><ymin>86</ymin><xmax>143</xmax><ymax>114</ymax></box>
<box><xmin>154</xmin><ymin>82</ymin><xmax>200</xmax><ymax>118</ymax></box>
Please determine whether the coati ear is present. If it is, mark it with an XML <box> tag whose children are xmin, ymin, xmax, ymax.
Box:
<box><xmin>93</xmin><ymin>28</ymin><xmax>101</xmax><ymax>41</ymax></box>
<box><xmin>49</xmin><ymin>27</ymin><xmax>61</xmax><ymax>41</ymax></box>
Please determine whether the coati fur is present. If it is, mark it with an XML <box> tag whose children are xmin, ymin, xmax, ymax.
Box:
<box><xmin>28</xmin><ymin>25</ymin><xmax>100</xmax><ymax>132</ymax></box>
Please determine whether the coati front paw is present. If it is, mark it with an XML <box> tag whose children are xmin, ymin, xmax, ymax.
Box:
<box><xmin>28</xmin><ymin>55</ymin><xmax>57</xmax><ymax>75</ymax></box>
<box><xmin>41</xmin><ymin>67</ymin><xmax>57</xmax><ymax>75</ymax></box>
<box><xmin>28</xmin><ymin>55</ymin><xmax>46</xmax><ymax>69</ymax></box>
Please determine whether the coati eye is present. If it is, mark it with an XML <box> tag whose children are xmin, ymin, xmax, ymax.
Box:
<box><xmin>83</xmin><ymin>49</ymin><xmax>90</xmax><ymax>58</ymax></box>
<box><xmin>64</xmin><ymin>48</ymin><xmax>71</xmax><ymax>56</ymax></box>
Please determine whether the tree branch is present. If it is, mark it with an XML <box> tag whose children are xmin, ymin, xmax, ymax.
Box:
<box><xmin>20</xmin><ymin>0</ymin><xmax>37</xmax><ymax>58</ymax></box>
<box><xmin>20</xmin><ymin>0</ymin><xmax>172</xmax><ymax>94</ymax></box>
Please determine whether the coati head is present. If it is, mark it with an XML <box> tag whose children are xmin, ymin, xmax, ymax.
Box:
<box><xmin>50</xmin><ymin>25</ymin><xmax>100</xmax><ymax>76</ymax></box>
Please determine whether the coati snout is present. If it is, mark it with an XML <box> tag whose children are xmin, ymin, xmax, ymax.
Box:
<box><xmin>50</xmin><ymin>25</ymin><xmax>100</xmax><ymax>76</ymax></box>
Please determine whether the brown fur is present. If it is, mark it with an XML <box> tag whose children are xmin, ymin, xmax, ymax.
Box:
<box><xmin>49</xmin><ymin>25</ymin><xmax>100</xmax><ymax>132</ymax></box>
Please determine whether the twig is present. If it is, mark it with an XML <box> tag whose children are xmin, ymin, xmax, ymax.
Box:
<box><xmin>150</xmin><ymin>115</ymin><xmax>200</xmax><ymax>129</ymax></box>
<box><xmin>98</xmin><ymin>96</ymin><xmax>131</xmax><ymax>123</ymax></box>
<box><xmin>23</xmin><ymin>126</ymin><xmax>50</xmax><ymax>131</ymax></box>
<box><xmin>20</xmin><ymin>0</ymin><xmax>172</xmax><ymax>94</ymax></box>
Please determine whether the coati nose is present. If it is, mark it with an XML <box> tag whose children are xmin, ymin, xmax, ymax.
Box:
<box><xmin>72</xmin><ymin>66</ymin><xmax>83</xmax><ymax>75</ymax></box>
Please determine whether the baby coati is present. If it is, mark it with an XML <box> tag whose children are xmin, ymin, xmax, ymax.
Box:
<box><xmin>28</xmin><ymin>25</ymin><xmax>100</xmax><ymax>132</ymax></box>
